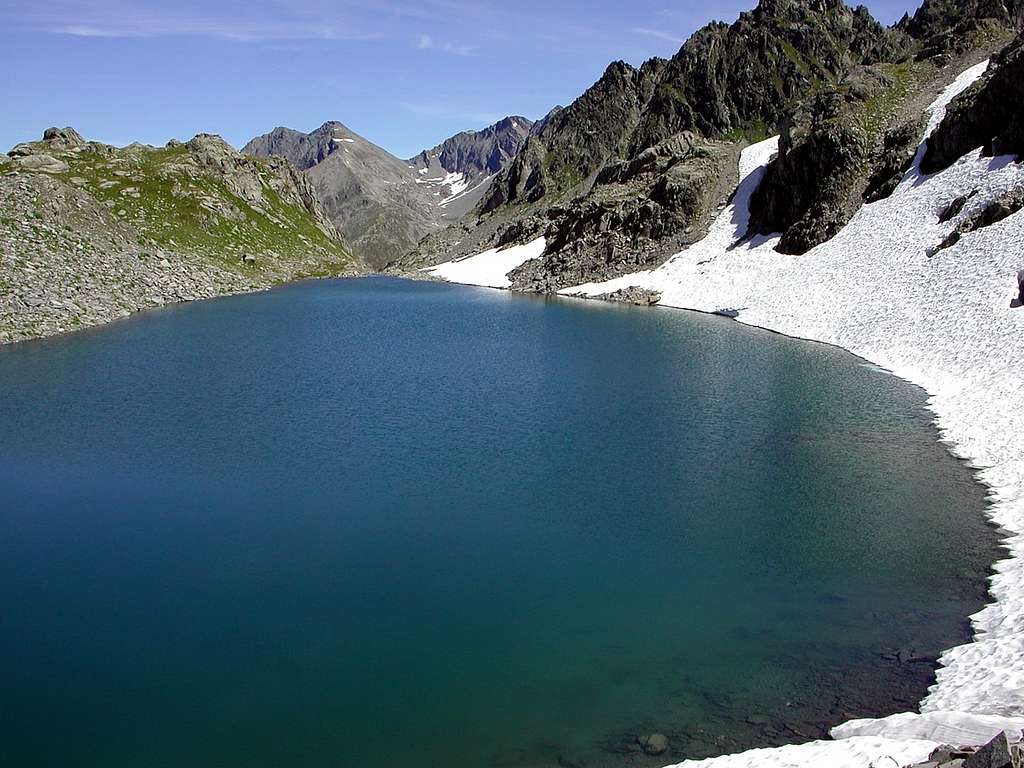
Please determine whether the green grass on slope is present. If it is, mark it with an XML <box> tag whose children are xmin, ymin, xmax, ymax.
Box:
<box><xmin>53</xmin><ymin>143</ymin><xmax>353</xmax><ymax>278</ymax></box>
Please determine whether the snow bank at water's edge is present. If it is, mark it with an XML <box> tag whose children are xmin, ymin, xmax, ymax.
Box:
<box><xmin>424</xmin><ymin>238</ymin><xmax>545</xmax><ymax>288</ymax></box>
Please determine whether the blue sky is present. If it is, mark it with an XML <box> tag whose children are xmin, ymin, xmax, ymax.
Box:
<box><xmin>1</xmin><ymin>0</ymin><xmax>919</xmax><ymax>159</ymax></box>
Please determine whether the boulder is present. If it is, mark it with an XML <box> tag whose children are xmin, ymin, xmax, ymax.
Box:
<box><xmin>939</xmin><ymin>192</ymin><xmax>975</xmax><ymax>223</ymax></box>
<box><xmin>963</xmin><ymin>732</ymin><xmax>1013</xmax><ymax>768</ymax></box>
<box><xmin>14</xmin><ymin>154</ymin><xmax>69</xmax><ymax>174</ymax></box>
<box><xmin>42</xmin><ymin>126</ymin><xmax>85</xmax><ymax>149</ymax></box>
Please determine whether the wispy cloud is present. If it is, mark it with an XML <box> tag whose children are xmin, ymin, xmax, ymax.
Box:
<box><xmin>631</xmin><ymin>27</ymin><xmax>687</xmax><ymax>45</ymax></box>
<box><xmin>51</xmin><ymin>18</ymin><xmax>379</xmax><ymax>41</ymax></box>
<box><xmin>4</xmin><ymin>1</ymin><xmax>384</xmax><ymax>42</ymax></box>
<box><xmin>415</xmin><ymin>33</ymin><xmax>475</xmax><ymax>56</ymax></box>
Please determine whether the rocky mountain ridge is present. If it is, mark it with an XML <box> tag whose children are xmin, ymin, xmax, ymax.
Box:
<box><xmin>401</xmin><ymin>0</ymin><xmax>1022</xmax><ymax>292</ymax></box>
<box><xmin>406</xmin><ymin>115</ymin><xmax>534</xmax><ymax>219</ymax></box>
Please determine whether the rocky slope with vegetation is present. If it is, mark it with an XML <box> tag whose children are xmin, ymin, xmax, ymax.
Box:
<box><xmin>244</xmin><ymin>116</ymin><xmax>532</xmax><ymax>268</ymax></box>
<box><xmin>1</xmin><ymin>128</ymin><xmax>361</xmax><ymax>345</ymax></box>
<box><xmin>402</xmin><ymin>0</ymin><xmax>1021</xmax><ymax>291</ymax></box>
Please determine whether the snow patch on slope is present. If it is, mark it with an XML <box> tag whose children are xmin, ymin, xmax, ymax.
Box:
<box><xmin>424</xmin><ymin>238</ymin><xmax>546</xmax><ymax>288</ymax></box>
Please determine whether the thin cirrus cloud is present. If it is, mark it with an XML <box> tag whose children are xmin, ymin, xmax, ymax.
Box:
<box><xmin>415</xmin><ymin>33</ymin><xmax>476</xmax><ymax>56</ymax></box>
<box><xmin>3</xmin><ymin>0</ymin><xmax>385</xmax><ymax>42</ymax></box>
<box><xmin>51</xmin><ymin>20</ymin><xmax>380</xmax><ymax>41</ymax></box>
<box><xmin>631</xmin><ymin>27</ymin><xmax>687</xmax><ymax>45</ymax></box>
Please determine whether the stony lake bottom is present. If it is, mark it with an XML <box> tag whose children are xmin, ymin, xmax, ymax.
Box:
<box><xmin>0</xmin><ymin>277</ymin><xmax>1002</xmax><ymax>768</ymax></box>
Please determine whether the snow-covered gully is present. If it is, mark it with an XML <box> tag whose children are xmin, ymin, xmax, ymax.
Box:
<box><xmin>429</xmin><ymin>61</ymin><xmax>1024</xmax><ymax>766</ymax></box>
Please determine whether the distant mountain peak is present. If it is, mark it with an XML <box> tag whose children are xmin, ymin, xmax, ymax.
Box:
<box><xmin>242</xmin><ymin>115</ymin><xmax>533</xmax><ymax>267</ymax></box>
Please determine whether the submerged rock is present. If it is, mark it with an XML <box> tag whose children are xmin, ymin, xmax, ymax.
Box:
<box><xmin>639</xmin><ymin>733</ymin><xmax>669</xmax><ymax>756</ymax></box>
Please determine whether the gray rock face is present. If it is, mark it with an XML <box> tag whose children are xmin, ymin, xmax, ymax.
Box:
<box><xmin>406</xmin><ymin>116</ymin><xmax>533</xmax><ymax>219</ymax></box>
<box><xmin>41</xmin><ymin>126</ymin><xmax>85</xmax><ymax>149</ymax></box>
<box><xmin>923</xmin><ymin>31</ymin><xmax>1024</xmax><ymax>173</ymax></box>
<box><xmin>864</xmin><ymin>117</ymin><xmax>929</xmax><ymax>203</ymax></box>
<box><xmin>748</xmin><ymin>88</ymin><xmax>872</xmax><ymax>253</ymax></box>
<box><xmin>244</xmin><ymin>117</ymin><xmax>532</xmax><ymax>268</ymax></box>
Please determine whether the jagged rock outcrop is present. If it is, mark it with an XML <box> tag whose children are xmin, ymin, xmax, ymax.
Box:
<box><xmin>508</xmin><ymin>135</ymin><xmax>738</xmax><ymax>290</ymax></box>
<box><xmin>935</xmin><ymin>184</ymin><xmax>1024</xmax><ymax>249</ymax></box>
<box><xmin>903</xmin><ymin>0</ymin><xmax>1023</xmax><ymax>40</ymax></box>
<box><xmin>922</xmin><ymin>31</ymin><xmax>1024</xmax><ymax>172</ymax></box>
<box><xmin>2</xmin><ymin>128</ymin><xmax>360</xmax><ymax>344</ymax></box>
<box><xmin>748</xmin><ymin>87</ymin><xmax>873</xmax><ymax>253</ymax></box>
<box><xmin>483</xmin><ymin>0</ymin><xmax>906</xmax><ymax>218</ymax></box>
<box><xmin>863</xmin><ymin>117</ymin><xmax>928</xmax><ymax>202</ymax></box>
<box><xmin>747</xmin><ymin>0</ymin><xmax>1017</xmax><ymax>255</ymax></box>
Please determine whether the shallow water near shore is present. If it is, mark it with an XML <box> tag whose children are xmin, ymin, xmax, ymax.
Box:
<box><xmin>0</xmin><ymin>277</ymin><xmax>1001</xmax><ymax>767</ymax></box>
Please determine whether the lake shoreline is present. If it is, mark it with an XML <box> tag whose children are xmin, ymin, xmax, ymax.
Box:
<box><xmin>424</xmin><ymin>61</ymin><xmax>1024</xmax><ymax>765</ymax></box>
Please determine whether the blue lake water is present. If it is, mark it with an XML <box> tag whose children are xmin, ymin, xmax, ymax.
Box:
<box><xmin>0</xmin><ymin>277</ymin><xmax>999</xmax><ymax>767</ymax></box>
